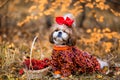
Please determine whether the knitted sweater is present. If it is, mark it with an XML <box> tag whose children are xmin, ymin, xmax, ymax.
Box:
<box><xmin>50</xmin><ymin>46</ymin><xmax>100</xmax><ymax>77</ymax></box>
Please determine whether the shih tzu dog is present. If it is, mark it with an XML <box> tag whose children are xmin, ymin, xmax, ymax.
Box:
<box><xmin>49</xmin><ymin>14</ymin><xmax>109</xmax><ymax>78</ymax></box>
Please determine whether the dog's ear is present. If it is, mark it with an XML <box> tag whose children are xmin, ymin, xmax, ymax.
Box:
<box><xmin>66</xmin><ymin>28</ymin><xmax>76</xmax><ymax>46</ymax></box>
<box><xmin>67</xmin><ymin>36</ymin><xmax>76</xmax><ymax>46</ymax></box>
<box><xmin>49</xmin><ymin>32</ymin><xmax>54</xmax><ymax>44</ymax></box>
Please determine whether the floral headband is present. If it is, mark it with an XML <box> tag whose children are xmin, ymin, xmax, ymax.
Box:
<box><xmin>56</xmin><ymin>16</ymin><xmax>74</xmax><ymax>27</ymax></box>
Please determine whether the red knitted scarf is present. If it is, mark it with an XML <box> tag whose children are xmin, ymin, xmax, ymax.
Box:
<box><xmin>53</xmin><ymin>45</ymin><xmax>72</xmax><ymax>51</ymax></box>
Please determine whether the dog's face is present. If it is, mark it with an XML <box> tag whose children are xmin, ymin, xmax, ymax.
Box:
<box><xmin>49</xmin><ymin>24</ymin><xmax>76</xmax><ymax>46</ymax></box>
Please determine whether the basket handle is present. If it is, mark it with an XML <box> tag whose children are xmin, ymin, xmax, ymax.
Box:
<box><xmin>29</xmin><ymin>36</ymin><xmax>38</xmax><ymax>70</ymax></box>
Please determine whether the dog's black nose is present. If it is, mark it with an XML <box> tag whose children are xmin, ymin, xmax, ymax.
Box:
<box><xmin>57</xmin><ymin>32</ymin><xmax>62</xmax><ymax>37</ymax></box>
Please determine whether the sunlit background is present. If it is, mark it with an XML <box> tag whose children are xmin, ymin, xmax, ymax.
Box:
<box><xmin>0</xmin><ymin>0</ymin><xmax>120</xmax><ymax>79</ymax></box>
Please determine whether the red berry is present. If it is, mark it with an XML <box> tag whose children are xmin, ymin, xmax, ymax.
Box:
<box><xmin>19</xmin><ymin>69</ymin><xmax>24</xmax><ymax>75</ymax></box>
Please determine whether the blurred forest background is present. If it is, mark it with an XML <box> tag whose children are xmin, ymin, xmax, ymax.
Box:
<box><xmin>0</xmin><ymin>0</ymin><xmax>120</xmax><ymax>80</ymax></box>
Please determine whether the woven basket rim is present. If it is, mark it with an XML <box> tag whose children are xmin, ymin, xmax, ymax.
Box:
<box><xmin>24</xmin><ymin>66</ymin><xmax>51</xmax><ymax>73</ymax></box>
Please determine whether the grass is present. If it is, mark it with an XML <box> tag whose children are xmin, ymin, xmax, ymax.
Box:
<box><xmin>0</xmin><ymin>27</ymin><xmax>120</xmax><ymax>80</ymax></box>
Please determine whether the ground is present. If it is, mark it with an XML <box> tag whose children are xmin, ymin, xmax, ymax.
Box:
<box><xmin>0</xmin><ymin>26</ymin><xmax>120</xmax><ymax>80</ymax></box>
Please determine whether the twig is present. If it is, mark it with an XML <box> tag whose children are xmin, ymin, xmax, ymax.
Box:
<box><xmin>107</xmin><ymin>53</ymin><xmax>117</xmax><ymax>62</ymax></box>
<box><xmin>0</xmin><ymin>0</ymin><xmax>9</xmax><ymax>8</ymax></box>
<box><xmin>38</xmin><ymin>39</ymin><xmax>44</xmax><ymax>60</ymax></box>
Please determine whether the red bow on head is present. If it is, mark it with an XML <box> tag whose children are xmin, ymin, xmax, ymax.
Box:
<box><xmin>56</xmin><ymin>17</ymin><xmax>74</xmax><ymax>27</ymax></box>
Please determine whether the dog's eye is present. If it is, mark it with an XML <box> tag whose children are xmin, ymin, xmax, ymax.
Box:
<box><xmin>55</xmin><ymin>29</ymin><xmax>59</xmax><ymax>31</ymax></box>
<box><xmin>63</xmin><ymin>30</ymin><xmax>66</xmax><ymax>32</ymax></box>
<box><xmin>63</xmin><ymin>30</ymin><xmax>68</xmax><ymax>33</ymax></box>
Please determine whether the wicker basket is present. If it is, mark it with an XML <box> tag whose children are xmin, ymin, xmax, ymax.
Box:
<box><xmin>23</xmin><ymin>36</ymin><xmax>51</xmax><ymax>80</ymax></box>
<box><xmin>24</xmin><ymin>66</ymin><xmax>51</xmax><ymax>79</ymax></box>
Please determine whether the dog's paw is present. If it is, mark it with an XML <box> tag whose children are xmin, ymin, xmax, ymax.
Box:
<box><xmin>97</xmin><ymin>58</ymin><xmax>110</xmax><ymax>74</ymax></box>
<box><xmin>52</xmin><ymin>71</ymin><xmax>61</xmax><ymax>78</ymax></box>
<box><xmin>97</xmin><ymin>58</ymin><xmax>109</xmax><ymax>69</ymax></box>
<box><xmin>53</xmin><ymin>74</ymin><xmax>61</xmax><ymax>78</ymax></box>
